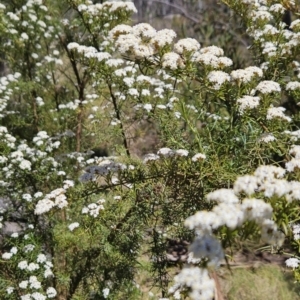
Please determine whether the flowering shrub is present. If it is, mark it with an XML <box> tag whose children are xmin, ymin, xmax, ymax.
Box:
<box><xmin>1</xmin><ymin>0</ymin><xmax>300</xmax><ymax>299</ymax></box>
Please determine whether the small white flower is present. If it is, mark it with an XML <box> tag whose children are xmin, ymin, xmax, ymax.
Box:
<box><xmin>34</xmin><ymin>192</ymin><xmax>43</xmax><ymax>198</ymax></box>
<box><xmin>37</xmin><ymin>253</ymin><xmax>47</xmax><ymax>264</ymax></box>
<box><xmin>174</xmin><ymin>38</ymin><xmax>200</xmax><ymax>55</ymax></box>
<box><xmin>10</xmin><ymin>247</ymin><xmax>18</xmax><ymax>254</ymax></box>
<box><xmin>2</xmin><ymin>252</ymin><xmax>13</xmax><ymax>259</ymax></box>
<box><xmin>286</xmin><ymin>257</ymin><xmax>300</xmax><ymax>269</ymax></box>
<box><xmin>46</xmin><ymin>287</ymin><xmax>57</xmax><ymax>298</ymax></box>
<box><xmin>82</xmin><ymin>207</ymin><xmax>89</xmax><ymax>214</ymax></box>
<box><xmin>23</xmin><ymin>244</ymin><xmax>35</xmax><ymax>253</ymax></box>
<box><xmin>157</xmin><ymin>148</ymin><xmax>174</xmax><ymax>157</ymax></box>
<box><xmin>67</xmin><ymin>42</ymin><xmax>79</xmax><ymax>50</ymax></box>
<box><xmin>286</xmin><ymin>81</ymin><xmax>300</xmax><ymax>91</ymax></box>
<box><xmin>11</xmin><ymin>232</ymin><xmax>19</xmax><ymax>238</ymax></box>
<box><xmin>19</xmin><ymin>159</ymin><xmax>31</xmax><ymax>170</ymax></box>
<box><xmin>200</xmin><ymin>45</ymin><xmax>224</xmax><ymax>56</ymax></box>
<box><xmin>18</xmin><ymin>260</ymin><xmax>28</xmax><ymax>270</ymax></box>
<box><xmin>266</xmin><ymin>106</ymin><xmax>291</xmax><ymax>122</ymax></box>
<box><xmin>103</xmin><ymin>288</ymin><xmax>110</xmax><ymax>298</ymax></box>
<box><xmin>237</xmin><ymin>96</ymin><xmax>260</xmax><ymax>113</ymax></box>
<box><xmin>162</xmin><ymin>52</ymin><xmax>184</xmax><ymax>70</ymax></box>
<box><xmin>175</xmin><ymin>149</ymin><xmax>189</xmax><ymax>157</ymax></box>
<box><xmin>151</xmin><ymin>29</ymin><xmax>177</xmax><ymax>49</ymax></box>
<box><xmin>207</xmin><ymin>189</ymin><xmax>239</xmax><ymax>204</ymax></box>
<box><xmin>19</xmin><ymin>280</ymin><xmax>28</xmax><ymax>289</ymax></box>
<box><xmin>21</xmin><ymin>32</ymin><xmax>29</xmax><ymax>40</ymax></box>
<box><xmin>258</xmin><ymin>133</ymin><xmax>276</xmax><ymax>143</ymax></box>
<box><xmin>6</xmin><ymin>286</ymin><xmax>14</xmax><ymax>294</ymax></box>
<box><xmin>27</xmin><ymin>262</ymin><xmax>40</xmax><ymax>271</ymax></box>
<box><xmin>143</xmin><ymin>103</ymin><xmax>152</xmax><ymax>112</ymax></box>
<box><xmin>63</xmin><ymin>180</ymin><xmax>74</xmax><ymax>189</ymax></box>
<box><xmin>143</xmin><ymin>153</ymin><xmax>160</xmax><ymax>163</ymax></box>
<box><xmin>234</xmin><ymin>175</ymin><xmax>258</xmax><ymax>195</ymax></box>
<box><xmin>21</xmin><ymin>294</ymin><xmax>31</xmax><ymax>300</ymax></box>
<box><xmin>29</xmin><ymin>276</ymin><xmax>41</xmax><ymax>289</ymax></box>
<box><xmin>34</xmin><ymin>198</ymin><xmax>55</xmax><ymax>215</ymax></box>
<box><xmin>31</xmin><ymin>292</ymin><xmax>46</xmax><ymax>300</ymax></box>
<box><xmin>44</xmin><ymin>268</ymin><xmax>54</xmax><ymax>278</ymax></box>
<box><xmin>207</xmin><ymin>71</ymin><xmax>230</xmax><ymax>90</ymax></box>
<box><xmin>255</xmin><ymin>80</ymin><xmax>281</xmax><ymax>94</ymax></box>
<box><xmin>68</xmin><ymin>222</ymin><xmax>80</xmax><ymax>231</ymax></box>
<box><xmin>192</xmin><ymin>153</ymin><xmax>206</xmax><ymax>161</ymax></box>
<box><xmin>22</xmin><ymin>193</ymin><xmax>32</xmax><ymax>202</ymax></box>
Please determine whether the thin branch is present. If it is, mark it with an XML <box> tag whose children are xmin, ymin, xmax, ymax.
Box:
<box><xmin>59</xmin><ymin>35</ymin><xmax>87</xmax><ymax>152</ymax></box>
<box><xmin>151</xmin><ymin>0</ymin><xmax>200</xmax><ymax>24</ymax></box>
<box><xmin>58</xmin><ymin>67</ymin><xmax>79</xmax><ymax>92</ymax></box>
<box><xmin>107</xmin><ymin>81</ymin><xmax>131</xmax><ymax>157</ymax></box>
<box><xmin>73</xmin><ymin>6</ymin><xmax>100</xmax><ymax>51</ymax></box>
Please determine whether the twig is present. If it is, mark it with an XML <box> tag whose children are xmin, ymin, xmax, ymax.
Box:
<box><xmin>107</xmin><ymin>81</ymin><xmax>131</xmax><ymax>157</ymax></box>
<box><xmin>151</xmin><ymin>0</ymin><xmax>200</xmax><ymax>23</ymax></box>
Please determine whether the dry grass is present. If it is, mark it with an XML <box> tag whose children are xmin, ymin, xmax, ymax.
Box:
<box><xmin>134</xmin><ymin>252</ymin><xmax>300</xmax><ymax>300</ymax></box>
<box><xmin>219</xmin><ymin>264</ymin><xmax>300</xmax><ymax>300</ymax></box>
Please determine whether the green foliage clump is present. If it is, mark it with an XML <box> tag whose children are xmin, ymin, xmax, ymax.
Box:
<box><xmin>1</xmin><ymin>0</ymin><xmax>300</xmax><ymax>299</ymax></box>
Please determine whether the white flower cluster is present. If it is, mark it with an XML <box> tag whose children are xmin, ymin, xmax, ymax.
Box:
<box><xmin>255</xmin><ymin>80</ymin><xmax>281</xmax><ymax>94</ymax></box>
<box><xmin>68</xmin><ymin>222</ymin><xmax>80</xmax><ymax>231</ymax></box>
<box><xmin>62</xmin><ymin>151</ymin><xmax>101</xmax><ymax>169</ymax></box>
<box><xmin>34</xmin><ymin>180</ymin><xmax>74</xmax><ymax>215</ymax></box>
<box><xmin>173</xmin><ymin>38</ymin><xmax>200</xmax><ymax>55</ymax></box>
<box><xmin>67</xmin><ymin>42</ymin><xmax>112</xmax><ymax>62</ymax></box>
<box><xmin>0</xmin><ymin>137</ymin><xmax>63</xmax><ymax>190</ymax></box>
<box><xmin>169</xmin><ymin>267</ymin><xmax>215</xmax><ymax>300</ymax></box>
<box><xmin>78</xmin><ymin>1</ymin><xmax>137</xmax><ymax>15</ymax></box>
<box><xmin>110</xmin><ymin>23</ymin><xmax>177</xmax><ymax>59</ymax></box>
<box><xmin>82</xmin><ymin>199</ymin><xmax>105</xmax><ymax>217</ymax></box>
<box><xmin>284</xmin><ymin>129</ymin><xmax>300</xmax><ymax>141</ymax></box>
<box><xmin>18</xmin><ymin>281</ymin><xmax>56</xmax><ymax>300</ymax></box>
<box><xmin>242</xmin><ymin>0</ymin><xmax>300</xmax><ymax>58</ymax></box>
<box><xmin>192</xmin><ymin>153</ymin><xmax>206</xmax><ymax>161</ymax></box>
<box><xmin>186</xmin><ymin>165</ymin><xmax>294</xmax><ymax>246</ymax></box>
<box><xmin>111</xmin><ymin>22</ymin><xmax>204</xmax><ymax>71</ymax></box>
<box><xmin>2</xmin><ymin>246</ymin><xmax>18</xmax><ymax>260</ymax></box>
<box><xmin>192</xmin><ymin>46</ymin><xmax>233</xmax><ymax>69</ymax></box>
<box><xmin>17</xmin><ymin>253</ymin><xmax>54</xmax><ymax>280</ymax></box>
<box><xmin>258</xmin><ymin>133</ymin><xmax>276</xmax><ymax>143</ymax></box>
<box><xmin>250</xmin><ymin>8</ymin><xmax>273</xmax><ymax>23</ymax></box>
<box><xmin>178</xmin><ymin>157</ymin><xmax>300</xmax><ymax>299</ymax></box>
<box><xmin>58</xmin><ymin>99</ymin><xmax>83</xmax><ymax>110</ymax></box>
<box><xmin>207</xmin><ymin>71</ymin><xmax>230</xmax><ymax>90</ymax></box>
<box><xmin>161</xmin><ymin>52</ymin><xmax>184</xmax><ymax>70</ymax></box>
<box><xmin>3</xmin><ymin>0</ymin><xmax>60</xmax><ymax>71</ymax></box>
<box><xmin>286</xmin><ymin>257</ymin><xmax>300</xmax><ymax>270</ymax></box>
<box><xmin>113</xmin><ymin>61</ymin><xmax>177</xmax><ymax>108</ymax></box>
<box><xmin>143</xmin><ymin>148</ymin><xmax>206</xmax><ymax>163</ymax></box>
<box><xmin>32</xmin><ymin>131</ymin><xmax>60</xmax><ymax>152</ymax></box>
<box><xmin>0</xmin><ymin>73</ymin><xmax>20</xmax><ymax>118</ymax></box>
<box><xmin>231</xmin><ymin>66</ymin><xmax>263</xmax><ymax>83</ymax></box>
<box><xmin>290</xmin><ymin>19</ymin><xmax>300</xmax><ymax>32</ymax></box>
<box><xmin>285</xmin><ymin>145</ymin><xmax>300</xmax><ymax>172</ymax></box>
<box><xmin>291</xmin><ymin>223</ymin><xmax>300</xmax><ymax>240</ymax></box>
<box><xmin>143</xmin><ymin>153</ymin><xmax>160</xmax><ymax>163</ymax></box>
<box><xmin>266</xmin><ymin>106</ymin><xmax>291</xmax><ymax>122</ymax></box>
<box><xmin>0</xmin><ymin>126</ymin><xmax>16</xmax><ymax>148</ymax></box>
<box><xmin>237</xmin><ymin>95</ymin><xmax>260</xmax><ymax>114</ymax></box>
<box><xmin>286</xmin><ymin>81</ymin><xmax>300</xmax><ymax>91</ymax></box>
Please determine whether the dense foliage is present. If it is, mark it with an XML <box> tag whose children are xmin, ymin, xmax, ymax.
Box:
<box><xmin>1</xmin><ymin>0</ymin><xmax>300</xmax><ymax>299</ymax></box>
